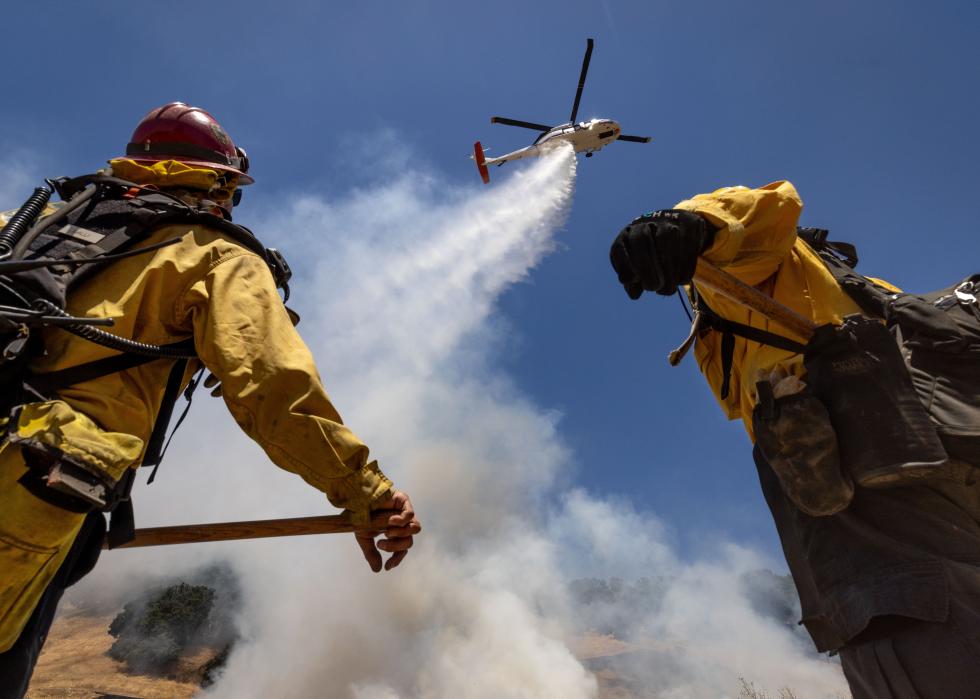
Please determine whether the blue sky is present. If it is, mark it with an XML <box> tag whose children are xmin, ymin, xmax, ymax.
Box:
<box><xmin>3</xmin><ymin>0</ymin><xmax>979</xmax><ymax>563</ymax></box>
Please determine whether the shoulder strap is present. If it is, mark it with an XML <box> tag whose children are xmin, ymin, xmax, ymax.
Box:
<box><xmin>56</xmin><ymin>174</ymin><xmax>293</xmax><ymax>298</ymax></box>
<box><xmin>795</xmin><ymin>226</ymin><xmax>897</xmax><ymax>320</ymax></box>
<box><xmin>797</xmin><ymin>227</ymin><xmax>859</xmax><ymax>269</ymax></box>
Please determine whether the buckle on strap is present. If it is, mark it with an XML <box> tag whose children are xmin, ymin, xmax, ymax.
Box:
<box><xmin>954</xmin><ymin>280</ymin><xmax>977</xmax><ymax>305</ymax></box>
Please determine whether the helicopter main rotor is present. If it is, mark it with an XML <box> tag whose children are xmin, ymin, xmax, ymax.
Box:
<box><xmin>489</xmin><ymin>38</ymin><xmax>650</xmax><ymax>144</ymax></box>
<box><xmin>569</xmin><ymin>38</ymin><xmax>594</xmax><ymax>124</ymax></box>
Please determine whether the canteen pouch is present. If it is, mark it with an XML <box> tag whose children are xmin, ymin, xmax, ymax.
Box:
<box><xmin>803</xmin><ymin>315</ymin><xmax>948</xmax><ymax>487</ymax></box>
<box><xmin>753</xmin><ymin>380</ymin><xmax>853</xmax><ymax>516</ymax></box>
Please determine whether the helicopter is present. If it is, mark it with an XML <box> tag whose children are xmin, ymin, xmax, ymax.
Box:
<box><xmin>473</xmin><ymin>38</ymin><xmax>650</xmax><ymax>184</ymax></box>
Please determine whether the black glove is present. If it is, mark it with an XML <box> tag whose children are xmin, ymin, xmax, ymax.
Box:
<box><xmin>609</xmin><ymin>209</ymin><xmax>716</xmax><ymax>298</ymax></box>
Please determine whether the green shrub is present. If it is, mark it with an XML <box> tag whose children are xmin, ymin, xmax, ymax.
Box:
<box><xmin>108</xmin><ymin>581</ymin><xmax>219</xmax><ymax>675</ymax></box>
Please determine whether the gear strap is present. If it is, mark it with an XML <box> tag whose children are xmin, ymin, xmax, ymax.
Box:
<box><xmin>106</xmin><ymin>475</ymin><xmax>136</xmax><ymax>549</ymax></box>
<box><xmin>24</xmin><ymin>341</ymin><xmax>195</xmax><ymax>398</ymax></box>
<box><xmin>144</xmin><ymin>361</ymin><xmax>203</xmax><ymax>484</ymax></box>
<box><xmin>106</xmin><ymin>359</ymin><xmax>202</xmax><ymax>548</ymax></box>
<box><xmin>695</xmin><ymin>297</ymin><xmax>807</xmax><ymax>400</ymax></box>
<box><xmin>33</xmin><ymin>352</ymin><xmax>201</xmax><ymax>480</ymax></box>
<box><xmin>143</xmin><ymin>359</ymin><xmax>188</xmax><ymax>481</ymax></box>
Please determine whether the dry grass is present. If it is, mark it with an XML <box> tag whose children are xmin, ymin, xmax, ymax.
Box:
<box><xmin>566</xmin><ymin>632</ymin><xmax>633</xmax><ymax>660</ymax></box>
<box><xmin>738</xmin><ymin>677</ymin><xmax>800</xmax><ymax>699</ymax></box>
<box><xmin>25</xmin><ymin>611</ymin><xmax>201</xmax><ymax>699</ymax></box>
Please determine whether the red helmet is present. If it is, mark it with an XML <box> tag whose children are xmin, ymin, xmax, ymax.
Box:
<box><xmin>122</xmin><ymin>102</ymin><xmax>253</xmax><ymax>185</ymax></box>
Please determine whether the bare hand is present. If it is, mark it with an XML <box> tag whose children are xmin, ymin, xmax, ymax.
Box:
<box><xmin>354</xmin><ymin>490</ymin><xmax>421</xmax><ymax>572</ymax></box>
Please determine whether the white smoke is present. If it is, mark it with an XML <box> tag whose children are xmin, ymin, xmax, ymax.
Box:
<box><xmin>199</xmin><ymin>144</ymin><xmax>596</xmax><ymax>699</ymax></box>
<box><xmin>68</xmin><ymin>143</ymin><xmax>849</xmax><ymax>698</ymax></box>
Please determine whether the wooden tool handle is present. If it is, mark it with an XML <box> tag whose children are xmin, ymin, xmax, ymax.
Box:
<box><xmin>693</xmin><ymin>259</ymin><xmax>818</xmax><ymax>341</ymax></box>
<box><xmin>105</xmin><ymin>511</ymin><xmax>397</xmax><ymax>549</ymax></box>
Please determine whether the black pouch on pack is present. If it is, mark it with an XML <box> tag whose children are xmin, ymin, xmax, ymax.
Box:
<box><xmin>803</xmin><ymin>315</ymin><xmax>949</xmax><ymax>487</ymax></box>
<box><xmin>753</xmin><ymin>381</ymin><xmax>853</xmax><ymax>516</ymax></box>
<box><xmin>889</xmin><ymin>276</ymin><xmax>980</xmax><ymax>463</ymax></box>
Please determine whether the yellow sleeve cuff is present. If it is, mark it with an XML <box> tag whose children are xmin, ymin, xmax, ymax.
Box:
<box><xmin>326</xmin><ymin>460</ymin><xmax>394</xmax><ymax>524</ymax></box>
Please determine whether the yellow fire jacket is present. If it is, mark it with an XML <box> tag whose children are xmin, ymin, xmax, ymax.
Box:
<box><xmin>0</xmin><ymin>212</ymin><xmax>392</xmax><ymax>650</ymax></box>
<box><xmin>674</xmin><ymin>180</ymin><xmax>899</xmax><ymax>439</ymax></box>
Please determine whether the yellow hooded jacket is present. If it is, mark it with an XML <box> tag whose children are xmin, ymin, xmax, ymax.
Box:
<box><xmin>0</xmin><ymin>208</ymin><xmax>392</xmax><ymax>651</ymax></box>
<box><xmin>673</xmin><ymin>180</ymin><xmax>899</xmax><ymax>439</ymax></box>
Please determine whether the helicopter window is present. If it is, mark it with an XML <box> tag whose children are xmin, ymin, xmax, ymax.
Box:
<box><xmin>599</xmin><ymin>130</ymin><xmax>615</xmax><ymax>139</ymax></box>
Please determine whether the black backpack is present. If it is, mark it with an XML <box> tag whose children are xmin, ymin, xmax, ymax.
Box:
<box><xmin>0</xmin><ymin>174</ymin><xmax>292</xmax><ymax>545</ymax></box>
<box><xmin>798</xmin><ymin>228</ymin><xmax>980</xmax><ymax>464</ymax></box>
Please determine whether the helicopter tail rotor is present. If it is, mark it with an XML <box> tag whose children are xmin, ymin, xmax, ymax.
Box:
<box><xmin>473</xmin><ymin>141</ymin><xmax>491</xmax><ymax>184</ymax></box>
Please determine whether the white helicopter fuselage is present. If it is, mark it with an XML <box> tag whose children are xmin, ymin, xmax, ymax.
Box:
<box><xmin>484</xmin><ymin>118</ymin><xmax>622</xmax><ymax>167</ymax></box>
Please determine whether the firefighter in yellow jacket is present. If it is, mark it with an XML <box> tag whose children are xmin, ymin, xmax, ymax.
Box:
<box><xmin>610</xmin><ymin>182</ymin><xmax>980</xmax><ymax>698</ymax></box>
<box><xmin>0</xmin><ymin>102</ymin><xmax>421</xmax><ymax>696</ymax></box>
